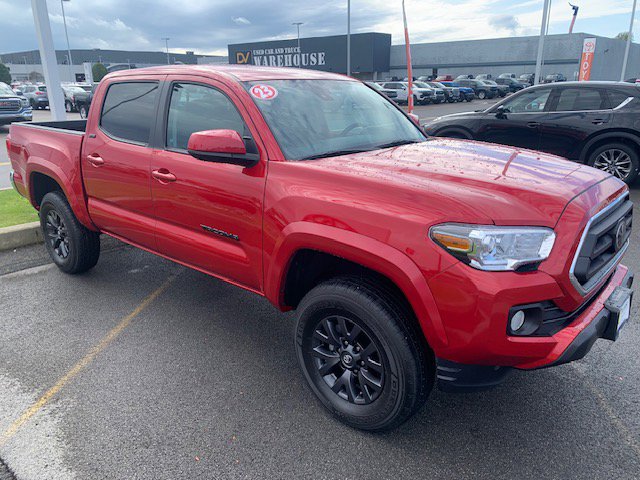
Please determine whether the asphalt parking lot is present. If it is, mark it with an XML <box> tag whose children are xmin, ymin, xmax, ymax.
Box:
<box><xmin>1</xmin><ymin>100</ymin><xmax>639</xmax><ymax>479</ymax></box>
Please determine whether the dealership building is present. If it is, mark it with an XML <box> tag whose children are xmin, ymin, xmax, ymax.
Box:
<box><xmin>3</xmin><ymin>31</ymin><xmax>639</xmax><ymax>84</ymax></box>
<box><xmin>229</xmin><ymin>31</ymin><xmax>640</xmax><ymax>82</ymax></box>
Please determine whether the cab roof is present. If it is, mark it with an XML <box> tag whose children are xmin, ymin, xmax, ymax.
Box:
<box><xmin>105</xmin><ymin>64</ymin><xmax>355</xmax><ymax>82</ymax></box>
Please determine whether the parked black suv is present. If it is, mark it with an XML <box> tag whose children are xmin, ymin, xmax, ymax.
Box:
<box><xmin>495</xmin><ymin>77</ymin><xmax>526</xmax><ymax>92</ymax></box>
<box><xmin>424</xmin><ymin>82</ymin><xmax>640</xmax><ymax>184</ymax></box>
<box><xmin>455</xmin><ymin>78</ymin><xmax>497</xmax><ymax>99</ymax></box>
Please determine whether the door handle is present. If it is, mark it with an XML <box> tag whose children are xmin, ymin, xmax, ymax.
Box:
<box><xmin>527</xmin><ymin>122</ymin><xmax>540</xmax><ymax>128</ymax></box>
<box><xmin>152</xmin><ymin>169</ymin><xmax>177</xmax><ymax>183</ymax></box>
<box><xmin>592</xmin><ymin>119</ymin><xmax>607</xmax><ymax>125</ymax></box>
<box><xmin>87</xmin><ymin>154</ymin><xmax>104</xmax><ymax>167</ymax></box>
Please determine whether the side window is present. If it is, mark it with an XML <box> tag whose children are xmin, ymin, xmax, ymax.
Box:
<box><xmin>166</xmin><ymin>83</ymin><xmax>247</xmax><ymax>151</ymax></box>
<box><xmin>554</xmin><ymin>88</ymin><xmax>608</xmax><ymax>112</ymax></box>
<box><xmin>502</xmin><ymin>88</ymin><xmax>551</xmax><ymax>113</ymax></box>
<box><xmin>100</xmin><ymin>82</ymin><xmax>159</xmax><ymax>144</ymax></box>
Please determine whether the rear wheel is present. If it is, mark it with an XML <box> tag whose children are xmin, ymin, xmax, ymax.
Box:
<box><xmin>477</xmin><ymin>90</ymin><xmax>486</xmax><ymax>100</ymax></box>
<box><xmin>40</xmin><ymin>191</ymin><xmax>100</xmax><ymax>274</ymax></box>
<box><xmin>588</xmin><ymin>142</ymin><xmax>639</xmax><ymax>184</ymax></box>
<box><xmin>79</xmin><ymin>105</ymin><xmax>88</xmax><ymax>119</ymax></box>
<box><xmin>295</xmin><ymin>277</ymin><xmax>433</xmax><ymax>431</ymax></box>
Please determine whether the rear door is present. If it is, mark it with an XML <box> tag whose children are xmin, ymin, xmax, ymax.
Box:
<box><xmin>475</xmin><ymin>86</ymin><xmax>552</xmax><ymax>150</ymax></box>
<box><xmin>82</xmin><ymin>76</ymin><xmax>164</xmax><ymax>249</ymax></box>
<box><xmin>150</xmin><ymin>76</ymin><xmax>267</xmax><ymax>291</ymax></box>
<box><xmin>537</xmin><ymin>86</ymin><xmax>613</xmax><ymax>160</ymax></box>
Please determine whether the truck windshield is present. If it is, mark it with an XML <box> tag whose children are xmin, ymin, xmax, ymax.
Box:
<box><xmin>0</xmin><ymin>83</ymin><xmax>14</xmax><ymax>96</ymax></box>
<box><xmin>244</xmin><ymin>80</ymin><xmax>425</xmax><ymax>160</ymax></box>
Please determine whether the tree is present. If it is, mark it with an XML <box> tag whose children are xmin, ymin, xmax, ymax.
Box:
<box><xmin>616</xmin><ymin>32</ymin><xmax>634</xmax><ymax>42</ymax></box>
<box><xmin>0</xmin><ymin>63</ymin><xmax>11</xmax><ymax>84</ymax></box>
<box><xmin>92</xmin><ymin>62</ymin><xmax>108</xmax><ymax>82</ymax></box>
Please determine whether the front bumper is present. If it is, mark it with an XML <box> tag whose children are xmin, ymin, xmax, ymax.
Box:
<box><xmin>436</xmin><ymin>267</ymin><xmax>634</xmax><ymax>391</ymax></box>
<box><xmin>0</xmin><ymin>109</ymin><xmax>32</xmax><ymax>125</ymax></box>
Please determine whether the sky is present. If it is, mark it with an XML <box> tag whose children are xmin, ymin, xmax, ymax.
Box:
<box><xmin>0</xmin><ymin>0</ymin><xmax>637</xmax><ymax>57</ymax></box>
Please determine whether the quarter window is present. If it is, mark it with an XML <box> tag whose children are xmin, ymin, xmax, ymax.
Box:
<box><xmin>166</xmin><ymin>83</ymin><xmax>246</xmax><ymax>151</ymax></box>
<box><xmin>554</xmin><ymin>88</ymin><xmax>608</xmax><ymax>112</ymax></box>
<box><xmin>100</xmin><ymin>82</ymin><xmax>159</xmax><ymax>144</ymax></box>
<box><xmin>608</xmin><ymin>91</ymin><xmax>633</xmax><ymax>109</ymax></box>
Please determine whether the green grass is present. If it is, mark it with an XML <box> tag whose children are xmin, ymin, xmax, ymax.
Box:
<box><xmin>0</xmin><ymin>188</ymin><xmax>40</xmax><ymax>228</ymax></box>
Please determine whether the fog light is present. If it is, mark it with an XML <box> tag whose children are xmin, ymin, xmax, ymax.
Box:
<box><xmin>510</xmin><ymin>310</ymin><xmax>526</xmax><ymax>332</ymax></box>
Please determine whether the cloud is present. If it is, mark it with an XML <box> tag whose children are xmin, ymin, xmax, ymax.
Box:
<box><xmin>0</xmin><ymin>0</ymin><xmax>637</xmax><ymax>58</ymax></box>
<box><xmin>232</xmin><ymin>16</ymin><xmax>251</xmax><ymax>26</ymax></box>
<box><xmin>489</xmin><ymin>14</ymin><xmax>520</xmax><ymax>33</ymax></box>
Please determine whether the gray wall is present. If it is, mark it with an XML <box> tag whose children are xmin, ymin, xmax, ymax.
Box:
<box><xmin>387</xmin><ymin>33</ymin><xmax>640</xmax><ymax>81</ymax></box>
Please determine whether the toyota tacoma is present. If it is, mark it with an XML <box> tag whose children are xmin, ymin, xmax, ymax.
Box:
<box><xmin>6</xmin><ymin>65</ymin><xmax>634</xmax><ymax>431</ymax></box>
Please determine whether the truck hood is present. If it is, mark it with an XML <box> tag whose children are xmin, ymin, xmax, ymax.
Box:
<box><xmin>307</xmin><ymin>138</ymin><xmax>611</xmax><ymax>226</ymax></box>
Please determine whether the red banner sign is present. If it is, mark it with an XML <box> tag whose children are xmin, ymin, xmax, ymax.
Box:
<box><xmin>578</xmin><ymin>37</ymin><xmax>596</xmax><ymax>81</ymax></box>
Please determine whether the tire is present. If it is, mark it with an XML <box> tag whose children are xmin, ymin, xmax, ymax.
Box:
<box><xmin>79</xmin><ymin>105</ymin><xmax>88</xmax><ymax>119</ymax></box>
<box><xmin>40</xmin><ymin>191</ymin><xmax>100</xmax><ymax>274</ymax></box>
<box><xmin>29</xmin><ymin>99</ymin><xmax>35</xmax><ymax>109</ymax></box>
<box><xmin>65</xmin><ymin>101</ymin><xmax>73</xmax><ymax>113</ymax></box>
<box><xmin>295</xmin><ymin>276</ymin><xmax>433</xmax><ymax>431</ymax></box>
<box><xmin>477</xmin><ymin>90</ymin><xmax>486</xmax><ymax>100</ymax></box>
<box><xmin>587</xmin><ymin>142</ymin><xmax>640</xmax><ymax>184</ymax></box>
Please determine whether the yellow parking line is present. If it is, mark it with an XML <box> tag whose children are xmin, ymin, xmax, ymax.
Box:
<box><xmin>0</xmin><ymin>275</ymin><xmax>175</xmax><ymax>447</ymax></box>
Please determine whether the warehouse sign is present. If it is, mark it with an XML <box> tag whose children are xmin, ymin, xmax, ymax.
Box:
<box><xmin>578</xmin><ymin>37</ymin><xmax>596</xmax><ymax>81</ymax></box>
<box><xmin>228</xmin><ymin>33</ymin><xmax>391</xmax><ymax>74</ymax></box>
<box><xmin>235</xmin><ymin>47</ymin><xmax>326</xmax><ymax>68</ymax></box>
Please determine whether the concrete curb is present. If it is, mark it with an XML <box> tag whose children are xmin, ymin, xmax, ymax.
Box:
<box><xmin>0</xmin><ymin>221</ymin><xmax>42</xmax><ymax>251</ymax></box>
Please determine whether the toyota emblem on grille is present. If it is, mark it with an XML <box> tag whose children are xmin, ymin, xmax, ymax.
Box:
<box><xmin>614</xmin><ymin>219</ymin><xmax>627</xmax><ymax>251</ymax></box>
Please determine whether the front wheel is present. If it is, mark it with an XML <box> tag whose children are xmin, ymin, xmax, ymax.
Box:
<box><xmin>65</xmin><ymin>101</ymin><xmax>73</xmax><ymax>113</ymax></box>
<box><xmin>295</xmin><ymin>277</ymin><xmax>433</xmax><ymax>431</ymax></box>
<box><xmin>40</xmin><ymin>191</ymin><xmax>101</xmax><ymax>274</ymax></box>
<box><xmin>588</xmin><ymin>142</ymin><xmax>639</xmax><ymax>184</ymax></box>
<box><xmin>477</xmin><ymin>90</ymin><xmax>486</xmax><ymax>100</ymax></box>
<box><xmin>79</xmin><ymin>105</ymin><xmax>88</xmax><ymax>119</ymax></box>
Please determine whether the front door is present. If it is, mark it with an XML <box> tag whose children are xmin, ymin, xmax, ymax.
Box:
<box><xmin>150</xmin><ymin>77</ymin><xmax>267</xmax><ymax>292</ymax></box>
<box><xmin>82</xmin><ymin>77</ymin><xmax>163</xmax><ymax>249</ymax></box>
<box><xmin>476</xmin><ymin>86</ymin><xmax>553</xmax><ymax>151</ymax></box>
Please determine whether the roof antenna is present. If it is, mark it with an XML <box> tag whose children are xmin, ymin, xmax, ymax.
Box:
<box><xmin>568</xmin><ymin>3</ymin><xmax>579</xmax><ymax>34</ymax></box>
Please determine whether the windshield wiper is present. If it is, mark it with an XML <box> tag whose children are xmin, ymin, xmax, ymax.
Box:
<box><xmin>373</xmin><ymin>139</ymin><xmax>422</xmax><ymax>150</ymax></box>
<box><xmin>300</xmin><ymin>148</ymin><xmax>373</xmax><ymax>161</ymax></box>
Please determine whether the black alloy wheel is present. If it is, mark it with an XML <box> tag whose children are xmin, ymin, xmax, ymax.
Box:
<box><xmin>39</xmin><ymin>191</ymin><xmax>101</xmax><ymax>274</ymax></box>
<box><xmin>295</xmin><ymin>277</ymin><xmax>433</xmax><ymax>431</ymax></box>
<box><xmin>310</xmin><ymin>314</ymin><xmax>385</xmax><ymax>405</ymax></box>
<box><xmin>44</xmin><ymin>209</ymin><xmax>70</xmax><ymax>260</ymax></box>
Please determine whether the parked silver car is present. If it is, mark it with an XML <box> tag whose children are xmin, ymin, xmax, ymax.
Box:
<box><xmin>22</xmin><ymin>84</ymin><xmax>48</xmax><ymax>109</ymax></box>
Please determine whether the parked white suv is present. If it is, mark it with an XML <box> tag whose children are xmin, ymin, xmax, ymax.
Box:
<box><xmin>380</xmin><ymin>81</ymin><xmax>435</xmax><ymax>105</ymax></box>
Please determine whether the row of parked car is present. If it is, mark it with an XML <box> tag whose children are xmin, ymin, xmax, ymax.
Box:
<box><xmin>368</xmin><ymin>80</ymin><xmax>477</xmax><ymax>105</ymax></box>
<box><xmin>9</xmin><ymin>82</ymin><xmax>95</xmax><ymax>117</ymax></box>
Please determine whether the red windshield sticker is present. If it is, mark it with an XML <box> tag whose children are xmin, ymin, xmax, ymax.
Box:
<box><xmin>250</xmin><ymin>84</ymin><xmax>278</xmax><ymax>100</ymax></box>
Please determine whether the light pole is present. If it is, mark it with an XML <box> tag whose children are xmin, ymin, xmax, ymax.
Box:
<box><xmin>162</xmin><ymin>37</ymin><xmax>171</xmax><ymax>65</ymax></box>
<box><xmin>292</xmin><ymin>22</ymin><xmax>303</xmax><ymax>67</ymax></box>
<box><xmin>61</xmin><ymin>0</ymin><xmax>73</xmax><ymax>81</ymax></box>
<box><xmin>347</xmin><ymin>0</ymin><xmax>351</xmax><ymax>76</ymax></box>
<box><xmin>621</xmin><ymin>0</ymin><xmax>637</xmax><ymax>81</ymax></box>
<box><xmin>534</xmin><ymin>0</ymin><xmax>551</xmax><ymax>85</ymax></box>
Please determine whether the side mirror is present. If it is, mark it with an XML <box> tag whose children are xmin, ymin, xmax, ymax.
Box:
<box><xmin>408</xmin><ymin>112</ymin><xmax>420</xmax><ymax>126</ymax></box>
<box><xmin>187</xmin><ymin>129</ymin><xmax>259</xmax><ymax>167</ymax></box>
<box><xmin>495</xmin><ymin>105</ymin><xmax>507</xmax><ymax>119</ymax></box>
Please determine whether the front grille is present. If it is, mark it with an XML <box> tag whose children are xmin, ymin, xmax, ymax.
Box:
<box><xmin>571</xmin><ymin>193</ymin><xmax>632</xmax><ymax>294</ymax></box>
<box><xmin>0</xmin><ymin>99</ymin><xmax>21</xmax><ymax>113</ymax></box>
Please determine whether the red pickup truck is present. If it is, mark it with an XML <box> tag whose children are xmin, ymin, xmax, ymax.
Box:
<box><xmin>6</xmin><ymin>65</ymin><xmax>634</xmax><ymax>431</ymax></box>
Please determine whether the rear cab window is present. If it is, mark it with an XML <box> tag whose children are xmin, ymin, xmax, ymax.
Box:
<box><xmin>100</xmin><ymin>81</ymin><xmax>159</xmax><ymax>145</ymax></box>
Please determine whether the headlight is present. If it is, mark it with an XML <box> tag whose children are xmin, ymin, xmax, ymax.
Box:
<box><xmin>21</xmin><ymin>98</ymin><xmax>29</xmax><ymax>107</ymax></box>
<box><xmin>429</xmin><ymin>224</ymin><xmax>555</xmax><ymax>271</ymax></box>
